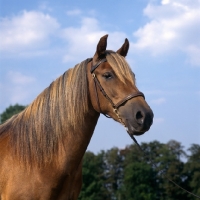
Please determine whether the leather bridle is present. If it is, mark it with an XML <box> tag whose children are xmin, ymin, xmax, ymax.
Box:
<box><xmin>90</xmin><ymin>58</ymin><xmax>145</xmax><ymax>120</ymax></box>
<box><xmin>89</xmin><ymin>58</ymin><xmax>200</xmax><ymax>199</ymax></box>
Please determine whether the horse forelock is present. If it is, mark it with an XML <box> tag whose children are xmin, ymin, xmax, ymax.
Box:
<box><xmin>0</xmin><ymin>59</ymin><xmax>90</xmax><ymax>168</ymax></box>
<box><xmin>106</xmin><ymin>51</ymin><xmax>135</xmax><ymax>85</ymax></box>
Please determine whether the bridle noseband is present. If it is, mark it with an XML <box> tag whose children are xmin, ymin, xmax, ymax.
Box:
<box><xmin>90</xmin><ymin>58</ymin><xmax>145</xmax><ymax>120</ymax></box>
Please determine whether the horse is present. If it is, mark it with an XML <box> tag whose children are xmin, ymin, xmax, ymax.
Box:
<box><xmin>0</xmin><ymin>35</ymin><xmax>153</xmax><ymax>200</ymax></box>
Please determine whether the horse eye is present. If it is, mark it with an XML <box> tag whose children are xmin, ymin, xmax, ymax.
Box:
<box><xmin>102</xmin><ymin>72</ymin><xmax>112</xmax><ymax>80</ymax></box>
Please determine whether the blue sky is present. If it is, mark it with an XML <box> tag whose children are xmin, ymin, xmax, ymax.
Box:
<box><xmin>0</xmin><ymin>0</ymin><xmax>200</xmax><ymax>153</ymax></box>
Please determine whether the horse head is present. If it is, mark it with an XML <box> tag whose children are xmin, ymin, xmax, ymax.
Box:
<box><xmin>88</xmin><ymin>34</ymin><xmax>154</xmax><ymax>136</ymax></box>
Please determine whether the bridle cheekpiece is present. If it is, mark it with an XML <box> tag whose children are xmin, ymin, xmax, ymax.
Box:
<box><xmin>90</xmin><ymin>58</ymin><xmax>145</xmax><ymax>122</ymax></box>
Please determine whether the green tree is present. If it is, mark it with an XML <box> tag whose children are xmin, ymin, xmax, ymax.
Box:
<box><xmin>120</xmin><ymin>142</ymin><xmax>158</xmax><ymax>200</ymax></box>
<box><xmin>159</xmin><ymin>140</ymin><xmax>186</xmax><ymax>200</ymax></box>
<box><xmin>184</xmin><ymin>144</ymin><xmax>200</xmax><ymax>199</ymax></box>
<box><xmin>78</xmin><ymin>151</ymin><xmax>108</xmax><ymax>200</ymax></box>
<box><xmin>123</xmin><ymin>161</ymin><xmax>157</xmax><ymax>200</ymax></box>
<box><xmin>0</xmin><ymin>104</ymin><xmax>26</xmax><ymax>124</ymax></box>
<box><xmin>79</xmin><ymin>140</ymin><xmax>198</xmax><ymax>200</ymax></box>
<box><xmin>103</xmin><ymin>147</ymin><xmax>123</xmax><ymax>200</ymax></box>
<box><xmin>141</xmin><ymin>140</ymin><xmax>186</xmax><ymax>200</ymax></box>
<box><xmin>120</xmin><ymin>140</ymin><xmax>187</xmax><ymax>200</ymax></box>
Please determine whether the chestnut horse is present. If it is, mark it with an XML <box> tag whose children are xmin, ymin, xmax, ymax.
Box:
<box><xmin>0</xmin><ymin>35</ymin><xmax>153</xmax><ymax>200</ymax></box>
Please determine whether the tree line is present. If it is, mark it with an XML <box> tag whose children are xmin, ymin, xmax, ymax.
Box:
<box><xmin>1</xmin><ymin>104</ymin><xmax>200</xmax><ymax>199</ymax></box>
<box><xmin>0</xmin><ymin>104</ymin><xmax>26</xmax><ymax>124</ymax></box>
<box><xmin>79</xmin><ymin>141</ymin><xmax>200</xmax><ymax>200</ymax></box>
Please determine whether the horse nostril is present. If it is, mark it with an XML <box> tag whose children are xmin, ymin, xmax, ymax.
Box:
<box><xmin>136</xmin><ymin>111</ymin><xmax>144</xmax><ymax>125</ymax></box>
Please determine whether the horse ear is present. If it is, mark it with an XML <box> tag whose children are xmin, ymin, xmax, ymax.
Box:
<box><xmin>95</xmin><ymin>34</ymin><xmax>108</xmax><ymax>58</ymax></box>
<box><xmin>117</xmin><ymin>38</ymin><xmax>129</xmax><ymax>57</ymax></box>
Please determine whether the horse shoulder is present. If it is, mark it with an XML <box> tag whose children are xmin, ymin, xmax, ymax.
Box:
<box><xmin>0</xmin><ymin>135</ymin><xmax>13</xmax><ymax>197</ymax></box>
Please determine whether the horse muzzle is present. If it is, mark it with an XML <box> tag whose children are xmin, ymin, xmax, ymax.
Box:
<box><xmin>119</xmin><ymin>101</ymin><xmax>154</xmax><ymax>136</ymax></box>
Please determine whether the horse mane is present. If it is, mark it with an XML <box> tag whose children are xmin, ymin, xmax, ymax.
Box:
<box><xmin>0</xmin><ymin>52</ymin><xmax>135</xmax><ymax>168</ymax></box>
<box><xmin>0</xmin><ymin>58</ymin><xmax>91</xmax><ymax>168</ymax></box>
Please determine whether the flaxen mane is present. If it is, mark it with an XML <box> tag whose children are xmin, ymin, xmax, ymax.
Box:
<box><xmin>0</xmin><ymin>52</ymin><xmax>135</xmax><ymax>168</ymax></box>
<box><xmin>106</xmin><ymin>51</ymin><xmax>135</xmax><ymax>85</ymax></box>
<box><xmin>0</xmin><ymin>58</ymin><xmax>91</xmax><ymax>167</ymax></box>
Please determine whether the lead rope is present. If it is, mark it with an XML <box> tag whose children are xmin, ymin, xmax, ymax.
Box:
<box><xmin>128</xmin><ymin>133</ymin><xmax>200</xmax><ymax>199</ymax></box>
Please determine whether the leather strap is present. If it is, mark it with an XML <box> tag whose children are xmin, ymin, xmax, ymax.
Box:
<box><xmin>92</xmin><ymin>74</ymin><xmax>115</xmax><ymax>107</ymax></box>
<box><xmin>114</xmin><ymin>92</ymin><xmax>145</xmax><ymax>108</ymax></box>
<box><xmin>90</xmin><ymin>58</ymin><xmax>107</xmax><ymax>73</ymax></box>
<box><xmin>89</xmin><ymin>58</ymin><xmax>145</xmax><ymax>118</ymax></box>
<box><xmin>93</xmin><ymin>74</ymin><xmax>102</xmax><ymax>114</ymax></box>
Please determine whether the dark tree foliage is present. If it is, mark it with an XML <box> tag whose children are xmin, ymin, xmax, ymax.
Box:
<box><xmin>184</xmin><ymin>144</ymin><xmax>200</xmax><ymax>199</ymax></box>
<box><xmin>120</xmin><ymin>141</ymin><xmax>161</xmax><ymax>200</ymax></box>
<box><xmin>103</xmin><ymin>148</ymin><xmax>124</xmax><ymax>200</ymax></box>
<box><xmin>79</xmin><ymin>141</ymin><xmax>200</xmax><ymax>200</ymax></box>
<box><xmin>0</xmin><ymin>104</ymin><xmax>26</xmax><ymax>124</ymax></box>
<box><xmin>78</xmin><ymin>151</ymin><xmax>108</xmax><ymax>200</ymax></box>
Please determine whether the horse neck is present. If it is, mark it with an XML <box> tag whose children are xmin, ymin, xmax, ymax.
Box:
<box><xmin>55</xmin><ymin>109</ymin><xmax>100</xmax><ymax>172</ymax></box>
<box><xmin>2</xmin><ymin>86</ymin><xmax>100</xmax><ymax>170</ymax></box>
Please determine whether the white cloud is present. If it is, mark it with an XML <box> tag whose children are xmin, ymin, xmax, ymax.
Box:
<box><xmin>8</xmin><ymin>71</ymin><xmax>35</xmax><ymax>84</ymax></box>
<box><xmin>161</xmin><ymin>0</ymin><xmax>170</xmax><ymax>5</ymax></box>
<box><xmin>151</xmin><ymin>97</ymin><xmax>166</xmax><ymax>105</ymax></box>
<box><xmin>0</xmin><ymin>71</ymin><xmax>36</xmax><ymax>109</ymax></box>
<box><xmin>132</xmin><ymin>0</ymin><xmax>200</xmax><ymax>66</ymax></box>
<box><xmin>0</xmin><ymin>9</ymin><xmax>127</xmax><ymax>60</ymax></box>
<box><xmin>61</xmin><ymin>17</ymin><xmax>127</xmax><ymax>62</ymax></box>
<box><xmin>0</xmin><ymin>10</ymin><xmax>60</xmax><ymax>53</ymax></box>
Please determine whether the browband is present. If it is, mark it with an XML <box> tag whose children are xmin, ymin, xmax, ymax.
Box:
<box><xmin>90</xmin><ymin>58</ymin><xmax>107</xmax><ymax>73</ymax></box>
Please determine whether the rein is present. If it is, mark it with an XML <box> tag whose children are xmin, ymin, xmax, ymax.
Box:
<box><xmin>89</xmin><ymin>58</ymin><xmax>200</xmax><ymax>199</ymax></box>
<box><xmin>90</xmin><ymin>58</ymin><xmax>144</xmax><ymax>120</ymax></box>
